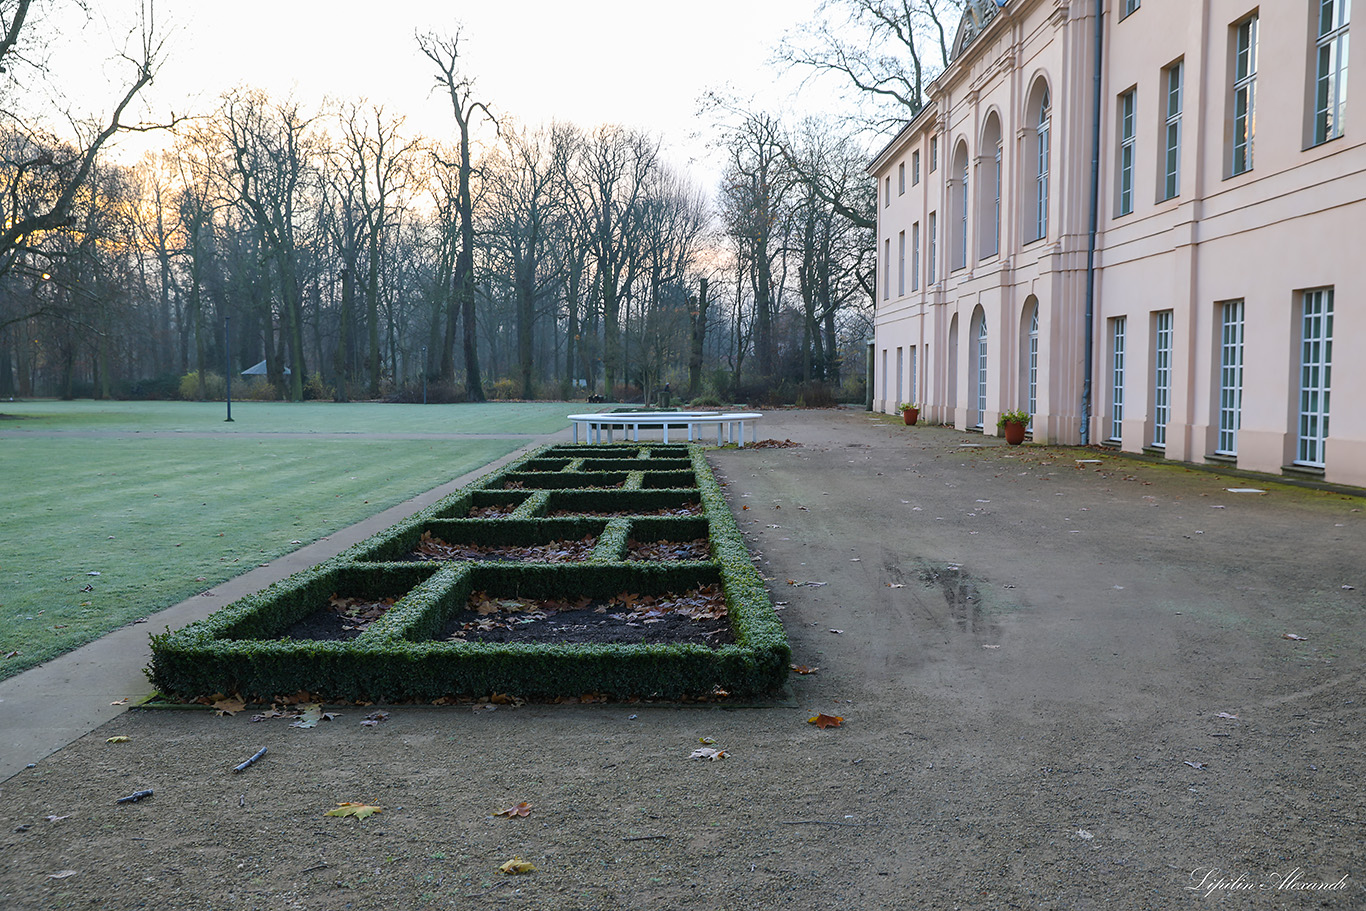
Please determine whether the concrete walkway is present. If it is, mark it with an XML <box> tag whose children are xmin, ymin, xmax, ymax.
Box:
<box><xmin>0</xmin><ymin>427</ymin><xmax>571</xmax><ymax>782</ymax></box>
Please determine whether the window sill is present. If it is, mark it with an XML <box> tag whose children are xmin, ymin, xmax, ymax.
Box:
<box><xmin>1205</xmin><ymin>452</ymin><xmax>1237</xmax><ymax>466</ymax></box>
<box><xmin>1282</xmin><ymin>463</ymin><xmax>1325</xmax><ymax>480</ymax></box>
<box><xmin>1142</xmin><ymin>445</ymin><xmax>1166</xmax><ymax>458</ymax></box>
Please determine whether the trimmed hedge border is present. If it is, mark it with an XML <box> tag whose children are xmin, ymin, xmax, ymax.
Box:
<box><xmin>146</xmin><ymin>443</ymin><xmax>789</xmax><ymax>702</ymax></box>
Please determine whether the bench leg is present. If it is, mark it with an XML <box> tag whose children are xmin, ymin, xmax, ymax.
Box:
<box><xmin>737</xmin><ymin>421</ymin><xmax>744</xmax><ymax>448</ymax></box>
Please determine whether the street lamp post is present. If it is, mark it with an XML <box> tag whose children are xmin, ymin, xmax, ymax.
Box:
<box><xmin>224</xmin><ymin>315</ymin><xmax>234</xmax><ymax>422</ymax></box>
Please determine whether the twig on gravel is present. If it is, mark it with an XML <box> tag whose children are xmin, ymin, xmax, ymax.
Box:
<box><xmin>780</xmin><ymin>819</ymin><xmax>880</xmax><ymax>828</ymax></box>
<box><xmin>232</xmin><ymin>747</ymin><xmax>268</xmax><ymax>773</ymax></box>
<box><xmin>623</xmin><ymin>834</ymin><xmax>668</xmax><ymax>842</ymax></box>
<box><xmin>115</xmin><ymin>789</ymin><xmax>153</xmax><ymax>804</ymax></box>
<box><xmin>299</xmin><ymin>863</ymin><xmax>329</xmax><ymax>875</ymax></box>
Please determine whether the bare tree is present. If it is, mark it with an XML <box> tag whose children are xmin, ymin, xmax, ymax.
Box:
<box><xmin>0</xmin><ymin>0</ymin><xmax>166</xmax><ymax>320</ymax></box>
<box><xmin>419</xmin><ymin>29</ymin><xmax>494</xmax><ymax>402</ymax></box>
<box><xmin>777</xmin><ymin>0</ymin><xmax>964</xmax><ymax>128</ymax></box>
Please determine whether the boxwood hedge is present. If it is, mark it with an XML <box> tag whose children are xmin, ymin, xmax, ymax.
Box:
<box><xmin>146</xmin><ymin>443</ymin><xmax>789</xmax><ymax>702</ymax></box>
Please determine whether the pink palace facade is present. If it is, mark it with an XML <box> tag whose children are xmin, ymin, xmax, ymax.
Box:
<box><xmin>869</xmin><ymin>0</ymin><xmax>1366</xmax><ymax>488</ymax></box>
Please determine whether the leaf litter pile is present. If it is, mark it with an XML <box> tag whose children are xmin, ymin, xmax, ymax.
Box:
<box><xmin>406</xmin><ymin>531</ymin><xmax>597</xmax><ymax>563</ymax></box>
<box><xmin>548</xmin><ymin>502</ymin><xmax>703</xmax><ymax>518</ymax></box>
<box><xmin>625</xmin><ymin>537</ymin><xmax>710</xmax><ymax>562</ymax></box>
<box><xmin>466</xmin><ymin>503</ymin><xmax>519</xmax><ymax>518</ymax></box>
<box><xmin>278</xmin><ymin>593</ymin><xmax>396</xmax><ymax>641</ymax></box>
<box><xmin>440</xmin><ymin>585</ymin><xmax>732</xmax><ymax>647</ymax></box>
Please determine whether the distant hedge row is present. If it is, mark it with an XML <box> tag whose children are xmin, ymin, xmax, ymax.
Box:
<box><xmin>146</xmin><ymin>443</ymin><xmax>790</xmax><ymax>702</ymax></box>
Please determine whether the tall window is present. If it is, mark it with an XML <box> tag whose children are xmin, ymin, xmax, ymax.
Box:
<box><xmin>897</xmin><ymin>230</ymin><xmax>906</xmax><ymax>296</ymax></box>
<box><xmin>1298</xmin><ymin>289</ymin><xmax>1334</xmax><ymax>466</ymax></box>
<box><xmin>956</xmin><ymin>150</ymin><xmax>969</xmax><ymax>270</ymax></box>
<box><xmin>1217</xmin><ymin>301</ymin><xmax>1244</xmax><ymax>455</ymax></box>
<box><xmin>898</xmin><ymin>162</ymin><xmax>906</xmax><ymax>194</ymax></box>
<box><xmin>1231</xmin><ymin>16</ymin><xmax>1259</xmax><ymax>176</ymax></box>
<box><xmin>1118</xmin><ymin>89</ymin><xmax>1136</xmax><ymax>215</ymax></box>
<box><xmin>1110</xmin><ymin>317</ymin><xmax>1126</xmax><ymax>441</ymax></box>
<box><xmin>1027</xmin><ymin>306</ymin><xmax>1039</xmax><ymax>428</ymax></box>
<box><xmin>975</xmin><ymin>317</ymin><xmax>988</xmax><ymax>429</ymax></box>
<box><xmin>909</xmin><ymin>346</ymin><xmax>918</xmax><ymax>407</ymax></box>
<box><xmin>881</xmin><ymin>349</ymin><xmax>889</xmax><ymax>406</ymax></box>
<box><xmin>992</xmin><ymin>142</ymin><xmax>1002</xmax><ymax>254</ymax></box>
<box><xmin>1122</xmin><ymin>0</ymin><xmax>1140</xmax><ymax>16</ymax></box>
<box><xmin>912</xmin><ymin>150</ymin><xmax>921</xmax><ymax>185</ymax></box>
<box><xmin>928</xmin><ymin>211</ymin><xmax>937</xmax><ymax>283</ymax></box>
<box><xmin>1036</xmin><ymin>90</ymin><xmax>1051</xmax><ymax>239</ymax></box>
<box><xmin>1153</xmin><ymin>310</ymin><xmax>1173</xmax><ymax>447</ymax></box>
<box><xmin>896</xmin><ymin>347</ymin><xmax>905</xmax><ymax>405</ymax></box>
<box><xmin>1314</xmin><ymin>0</ymin><xmax>1351</xmax><ymax>145</ymax></box>
<box><xmin>1163</xmin><ymin>62</ymin><xmax>1183</xmax><ymax>200</ymax></box>
<box><xmin>885</xmin><ymin>175</ymin><xmax>892</xmax><ymax>206</ymax></box>
<box><xmin>930</xmin><ymin>136</ymin><xmax>938</xmax><ymax>171</ymax></box>
<box><xmin>911</xmin><ymin>222</ymin><xmax>921</xmax><ymax>291</ymax></box>
<box><xmin>882</xmin><ymin>238</ymin><xmax>890</xmax><ymax>300</ymax></box>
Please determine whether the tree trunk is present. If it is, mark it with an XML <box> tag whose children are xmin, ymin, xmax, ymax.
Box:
<box><xmin>687</xmin><ymin>276</ymin><xmax>708</xmax><ymax>398</ymax></box>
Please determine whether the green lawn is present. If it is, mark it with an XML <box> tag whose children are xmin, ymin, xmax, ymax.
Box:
<box><xmin>0</xmin><ymin>400</ymin><xmax>586</xmax><ymax>680</ymax></box>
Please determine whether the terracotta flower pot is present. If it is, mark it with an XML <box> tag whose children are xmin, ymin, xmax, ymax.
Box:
<box><xmin>902</xmin><ymin>408</ymin><xmax>919</xmax><ymax>426</ymax></box>
<box><xmin>1002</xmin><ymin>420</ymin><xmax>1027</xmax><ymax>445</ymax></box>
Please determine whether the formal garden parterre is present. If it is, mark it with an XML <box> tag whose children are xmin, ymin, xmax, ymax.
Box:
<box><xmin>145</xmin><ymin>444</ymin><xmax>790</xmax><ymax>703</ymax></box>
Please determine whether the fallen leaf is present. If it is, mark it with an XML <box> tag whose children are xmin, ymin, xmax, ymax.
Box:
<box><xmin>105</xmin><ymin>736</ymin><xmax>130</xmax><ymax>744</ymax></box>
<box><xmin>698</xmin><ymin>737</ymin><xmax>717</xmax><ymax>744</ymax></box>
<box><xmin>499</xmin><ymin>857</ymin><xmax>536</xmax><ymax>875</ymax></box>
<box><xmin>325</xmin><ymin>802</ymin><xmax>381</xmax><ymax>819</ymax></box>
<box><xmin>212</xmin><ymin>696</ymin><xmax>246</xmax><ymax>717</ymax></box>
<box><xmin>1215</xmin><ymin>712</ymin><xmax>1239</xmax><ymax>720</ymax></box>
<box><xmin>495</xmin><ymin>801</ymin><xmax>532</xmax><ymax>818</ymax></box>
<box><xmin>887</xmin><ymin>582</ymin><xmax>905</xmax><ymax>588</ymax></box>
<box><xmin>808</xmin><ymin>713</ymin><xmax>844</xmax><ymax>729</ymax></box>
<box><xmin>1183</xmin><ymin>760</ymin><xmax>1206</xmax><ymax>770</ymax></box>
<box><xmin>690</xmin><ymin>747</ymin><xmax>728</xmax><ymax>761</ymax></box>
<box><xmin>789</xmin><ymin>664</ymin><xmax>817</xmax><ymax>675</ymax></box>
<box><xmin>45</xmin><ymin>815</ymin><xmax>69</xmax><ymax>823</ymax></box>
<box><xmin>1282</xmin><ymin>633</ymin><xmax>1308</xmax><ymax>641</ymax></box>
<box><xmin>359</xmin><ymin>710</ymin><xmax>389</xmax><ymax>726</ymax></box>
<box><xmin>47</xmin><ymin>870</ymin><xmax>78</xmax><ymax>879</ymax></box>
<box><xmin>110</xmin><ymin>698</ymin><xmax>129</xmax><ymax>706</ymax></box>
<box><xmin>291</xmin><ymin>704</ymin><xmax>340</xmax><ymax>728</ymax></box>
<box><xmin>828</xmin><ymin>629</ymin><xmax>843</xmax><ymax>634</ymax></box>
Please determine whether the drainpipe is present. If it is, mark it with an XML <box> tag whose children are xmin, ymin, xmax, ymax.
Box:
<box><xmin>1080</xmin><ymin>0</ymin><xmax>1104</xmax><ymax>445</ymax></box>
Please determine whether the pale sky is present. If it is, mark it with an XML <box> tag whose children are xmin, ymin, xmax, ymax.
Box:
<box><xmin>59</xmin><ymin>0</ymin><xmax>847</xmax><ymax>187</ymax></box>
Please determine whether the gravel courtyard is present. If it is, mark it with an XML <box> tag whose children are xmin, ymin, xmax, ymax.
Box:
<box><xmin>1</xmin><ymin>408</ymin><xmax>1361</xmax><ymax>910</ymax></box>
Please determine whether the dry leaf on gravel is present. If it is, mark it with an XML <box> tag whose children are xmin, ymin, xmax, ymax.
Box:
<box><xmin>690</xmin><ymin>747</ymin><xmax>728</xmax><ymax>761</ymax></box>
<box><xmin>105</xmin><ymin>736</ymin><xmax>129</xmax><ymax>744</ymax></box>
<box><xmin>495</xmin><ymin>802</ymin><xmax>532</xmax><ymax>818</ymax></box>
<box><xmin>808</xmin><ymin>713</ymin><xmax>844</xmax><ymax>729</ymax></box>
<box><xmin>325</xmin><ymin>802</ymin><xmax>381</xmax><ymax>819</ymax></box>
<box><xmin>1282</xmin><ymin>633</ymin><xmax>1308</xmax><ymax>641</ymax></box>
<box><xmin>790</xmin><ymin>665</ymin><xmax>818</xmax><ymax>675</ymax></box>
<box><xmin>212</xmin><ymin>696</ymin><xmax>246</xmax><ymax>716</ymax></box>
<box><xmin>499</xmin><ymin>857</ymin><xmax>536</xmax><ymax>875</ymax></box>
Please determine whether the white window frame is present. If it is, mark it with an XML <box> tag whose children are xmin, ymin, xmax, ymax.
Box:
<box><xmin>1110</xmin><ymin>317</ymin><xmax>1126</xmax><ymax>441</ymax></box>
<box><xmin>1118</xmin><ymin>88</ymin><xmax>1136</xmax><ymax>215</ymax></box>
<box><xmin>882</xmin><ymin>238</ymin><xmax>891</xmax><ymax>300</ymax></box>
<box><xmin>928</xmin><ymin>211</ymin><xmax>937</xmax><ymax>284</ymax></box>
<box><xmin>1217</xmin><ymin>300</ymin><xmax>1244</xmax><ymax>455</ymax></box>
<box><xmin>1163</xmin><ymin>62</ymin><xmax>1183</xmax><ymax>200</ymax></box>
<box><xmin>1153</xmin><ymin>310</ymin><xmax>1173</xmax><ymax>447</ymax></box>
<box><xmin>898</xmin><ymin>161</ymin><xmax>906</xmax><ymax>194</ymax></box>
<box><xmin>1297</xmin><ymin>288</ymin><xmax>1333</xmax><ymax>466</ymax></box>
<box><xmin>911</xmin><ymin>222</ymin><xmax>921</xmax><ymax>291</ymax></box>
<box><xmin>897</xmin><ymin>230</ymin><xmax>906</xmax><ymax>296</ymax></box>
<box><xmin>1231</xmin><ymin>15</ymin><xmax>1258</xmax><ymax>176</ymax></box>
<box><xmin>1313</xmin><ymin>0</ymin><xmax>1350</xmax><ymax>145</ymax></box>
<box><xmin>912</xmin><ymin>150</ymin><xmax>921</xmax><ymax>185</ymax></box>
<box><xmin>975</xmin><ymin>316</ymin><xmax>988</xmax><ymax>429</ymax></box>
<box><xmin>1027</xmin><ymin>306</ymin><xmax>1039</xmax><ymax>431</ymax></box>
<box><xmin>1036</xmin><ymin>91</ymin><xmax>1051</xmax><ymax>239</ymax></box>
<box><xmin>956</xmin><ymin>152</ymin><xmax>969</xmax><ymax>271</ymax></box>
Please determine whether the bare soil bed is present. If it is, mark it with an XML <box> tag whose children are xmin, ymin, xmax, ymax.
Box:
<box><xmin>404</xmin><ymin>532</ymin><xmax>598</xmax><ymax>564</ymax></box>
<box><xmin>2</xmin><ymin>410</ymin><xmax>1363</xmax><ymax>911</ymax></box>
<box><xmin>440</xmin><ymin>587</ymin><xmax>732</xmax><ymax>647</ymax></box>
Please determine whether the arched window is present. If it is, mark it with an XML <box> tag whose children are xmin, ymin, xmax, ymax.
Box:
<box><xmin>1035</xmin><ymin>90</ymin><xmax>1050</xmax><ymax>240</ymax></box>
<box><xmin>978</xmin><ymin>114</ymin><xmax>1003</xmax><ymax>258</ymax></box>
<box><xmin>973</xmin><ymin>309</ymin><xmax>988</xmax><ymax>429</ymax></box>
<box><xmin>951</xmin><ymin>142</ymin><xmax>970</xmax><ymax>271</ymax></box>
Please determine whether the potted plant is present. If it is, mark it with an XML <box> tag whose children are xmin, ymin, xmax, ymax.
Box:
<box><xmin>997</xmin><ymin>409</ymin><xmax>1029</xmax><ymax>445</ymax></box>
<box><xmin>899</xmin><ymin>402</ymin><xmax>920</xmax><ymax>425</ymax></box>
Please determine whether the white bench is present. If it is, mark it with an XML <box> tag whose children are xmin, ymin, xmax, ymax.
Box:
<box><xmin>567</xmin><ymin>411</ymin><xmax>763</xmax><ymax>447</ymax></box>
